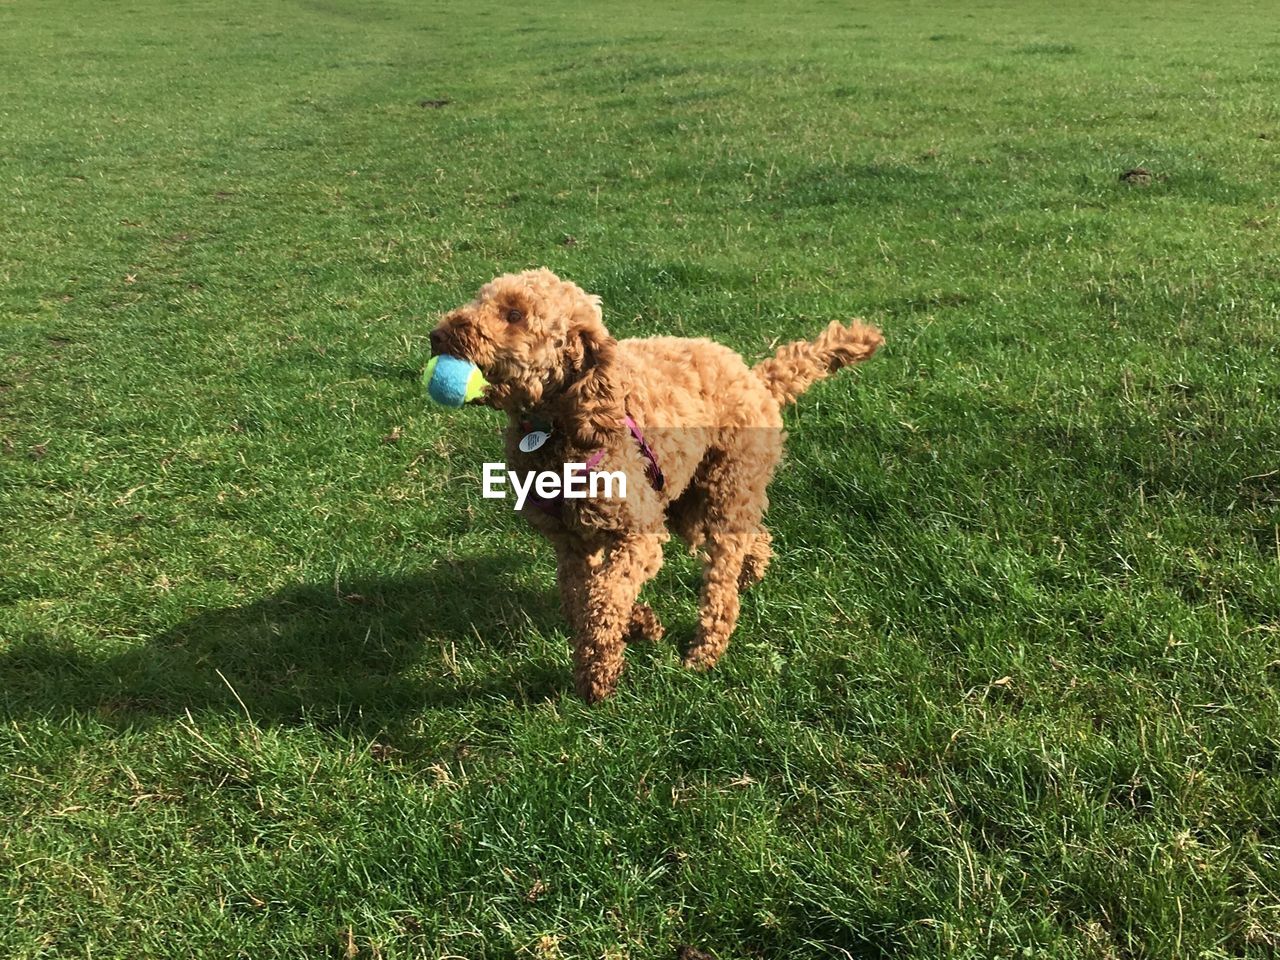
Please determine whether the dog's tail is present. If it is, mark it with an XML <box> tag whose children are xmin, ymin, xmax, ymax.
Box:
<box><xmin>752</xmin><ymin>320</ymin><xmax>884</xmax><ymax>406</ymax></box>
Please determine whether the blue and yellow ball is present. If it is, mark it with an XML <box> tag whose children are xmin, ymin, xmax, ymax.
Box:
<box><xmin>422</xmin><ymin>354</ymin><xmax>489</xmax><ymax>407</ymax></box>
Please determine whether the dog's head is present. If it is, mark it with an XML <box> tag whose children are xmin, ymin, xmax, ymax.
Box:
<box><xmin>430</xmin><ymin>268</ymin><xmax>621</xmax><ymax>445</ymax></box>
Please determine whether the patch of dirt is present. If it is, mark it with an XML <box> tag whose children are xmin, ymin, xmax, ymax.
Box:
<box><xmin>560</xmin><ymin>234</ymin><xmax>577</xmax><ymax>247</ymax></box>
<box><xmin>419</xmin><ymin>98</ymin><xmax>451</xmax><ymax>108</ymax></box>
<box><xmin>676</xmin><ymin>948</ymin><xmax>715</xmax><ymax>960</ymax></box>
<box><xmin>1120</xmin><ymin>167</ymin><xmax>1153</xmax><ymax>185</ymax></box>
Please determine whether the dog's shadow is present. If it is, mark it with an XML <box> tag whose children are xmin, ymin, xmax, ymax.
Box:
<box><xmin>0</xmin><ymin>556</ymin><xmax>569</xmax><ymax>733</ymax></box>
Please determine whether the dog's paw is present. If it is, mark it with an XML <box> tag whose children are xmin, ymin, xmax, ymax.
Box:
<box><xmin>626</xmin><ymin>603</ymin><xmax>664</xmax><ymax>644</ymax></box>
<box><xmin>680</xmin><ymin>647</ymin><xmax>721</xmax><ymax>671</ymax></box>
<box><xmin>738</xmin><ymin>558</ymin><xmax>767</xmax><ymax>590</ymax></box>
<box><xmin>737</xmin><ymin>531</ymin><xmax>772</xmax><ymax>590</ymax></box>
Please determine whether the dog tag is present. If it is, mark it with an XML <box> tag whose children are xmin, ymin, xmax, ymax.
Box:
<box><xmin>519</xmin><ymin>430</ymin><xmax>550</xmax><ymax>453</ymax></box>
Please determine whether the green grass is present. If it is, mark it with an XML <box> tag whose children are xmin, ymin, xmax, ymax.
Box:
<box><xmin>2</xmin><ymin>0</ymin><xmax>1279</xmax><ymax>956</ymax></box>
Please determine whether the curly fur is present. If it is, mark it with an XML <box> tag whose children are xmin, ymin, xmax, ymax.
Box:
<box><xmin>431</xmin><ymin>268</ymin><xmax>883</xmax><ymax>702</ymax></box>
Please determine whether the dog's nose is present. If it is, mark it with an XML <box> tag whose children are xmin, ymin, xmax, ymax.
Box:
<box><xmin>429</xmin><ymin>329</ymin><xmax>445</xmax><ymax>355</ymax></box>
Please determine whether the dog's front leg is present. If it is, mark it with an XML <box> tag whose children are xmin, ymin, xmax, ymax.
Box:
<box><xmin>552</xmin><ymin>537</ymin><xmax>603</xmax><ymax>640</ymax></box>
<box><xmin>572</xmin><ymin>533</ymin><xmax>664</xmax><ymax>703</ymax></box>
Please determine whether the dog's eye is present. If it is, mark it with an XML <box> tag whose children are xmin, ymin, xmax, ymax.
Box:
<box><xmin>504</xmin><ymin>307</ymin><xmax>524</xmax><ymax>324</ymax></box>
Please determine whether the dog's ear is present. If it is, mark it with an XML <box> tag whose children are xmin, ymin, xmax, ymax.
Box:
<box><xmin>561</xmin><ymin>300</ymin><xmax>623</xmax><ymax>449</ymax></box>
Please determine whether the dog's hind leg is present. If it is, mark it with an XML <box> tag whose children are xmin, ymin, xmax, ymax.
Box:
<box><xmin>683</xmin><ymin>529</ymin><xmax>754</xmax><ymax>670</ymax></box>
<box><xmin>681</xmin><ymin>431</ymin><xmax>781</xmax><ymax>671</ymax></box>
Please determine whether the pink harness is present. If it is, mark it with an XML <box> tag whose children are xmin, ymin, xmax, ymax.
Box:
<box><xmin>526</xmin><ymin>414</ymin><xmax>664</xmax><ymax>517</ymax></box>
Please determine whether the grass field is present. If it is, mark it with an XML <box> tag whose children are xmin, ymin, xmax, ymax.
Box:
<box><xmin>2</xmin><ymin>0</ymin><xmax>1279</xmax><ymax>956</ymax></box>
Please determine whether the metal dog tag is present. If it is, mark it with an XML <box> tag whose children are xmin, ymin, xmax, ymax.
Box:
<box><xmin>519</xmin><ymin>430</ymin><xmax>550</xmax><ymax>453</ymax></box>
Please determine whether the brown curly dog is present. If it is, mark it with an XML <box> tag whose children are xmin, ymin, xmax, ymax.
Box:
<box><xmin>430</xmin><ymin>268</ymin><xmax>882</xmax><ymax>702</ymax></box>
